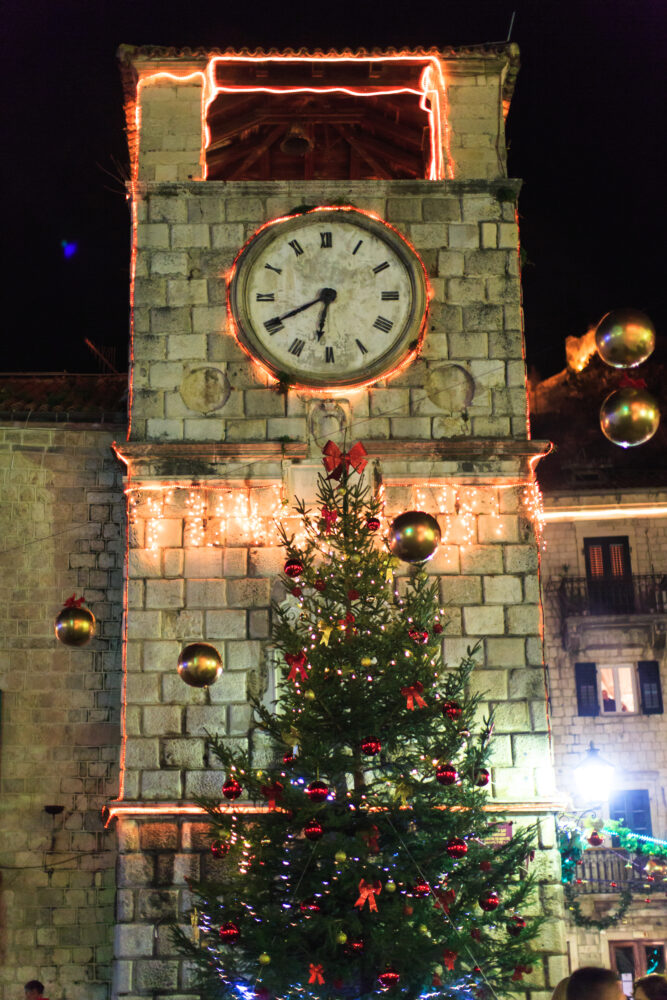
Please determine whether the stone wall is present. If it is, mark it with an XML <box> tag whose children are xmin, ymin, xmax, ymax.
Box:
<box><xmin>0</xmin><ymin>424</ymin><xmax>124</xmax><ymax>1000</ymax></box>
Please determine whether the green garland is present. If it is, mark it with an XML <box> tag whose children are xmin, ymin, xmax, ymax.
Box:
<box><xmin>603</xmin><ymin>821</ymin><xmax>667</xmax><ymax>859</ymax></box>
<box><xmin>564</xmin><ymin>881</ymin><xmax>633</xmax><ymax>929</ymax></box>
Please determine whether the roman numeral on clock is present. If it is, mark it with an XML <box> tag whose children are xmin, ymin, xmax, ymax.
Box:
<box><xmin>352</xmin><ymin>239</ymin><xmax>363</xmax><ymax>255</ymax></box>
<box><xmin>256</xmin><ymin>293</ymin><xmax>275</xmax><ymax>301</ymax></box>
<box><xmin>320</xmin><ymin>232</ymin><xmax>332</xmax><ymax>248</ymax></box>
<box><xmin>373</xmin><ymin>315</ymin><xmax>394</xmax><ymax>333</ymax></box>
<box><xmin>288</xmin><ymin>338</ymin><xmax>305</xmax><ymax>357</ymax></box>
<box><xmin>381</xmin><ymin>291</ymin><xmax>399</xmax><ymax>300</ymax></box>
<box><xmin>356</xmin><ymin>339</ymin><xmax>368</xmax><ymax>355</ymax></box>
<box><xmin>372</xmin><ymin>261</ymin><xmax>390</xmax><ymax>274</ymax></box>
<box><xmin>264</xmin><ymin>317</ymin><xmax>284</xmax><ymax>335</ymax></box>
<box><xmin>264</xmin><ymin>263</ymin><xmax>282</xmax><ymax>274</ymax></box>
<box><xmin>325</xmin><ymin>346</ymin><xmax>335</xmax><ymax>363</ymax></box>
<box><xmin>288</xmin><ymin>239</ymin><xmax>304</xmax><ymax>257</ymax></box>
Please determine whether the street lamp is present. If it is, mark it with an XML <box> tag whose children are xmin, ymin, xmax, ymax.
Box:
<box><xmin>574</xmin><ymin>742</ymin><xmax>615</xmax><ymax>804</ymax></box>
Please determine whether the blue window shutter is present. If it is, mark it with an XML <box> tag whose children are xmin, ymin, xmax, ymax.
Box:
<box><xmin>575</xmin><ymin>662</ymin><xmax>599</xmax><ymax>716</ymax></box>
<box><xmin>638</xmin><ymin>661</ymin><xmax>663</xmax><ymax>715</ymax></box>
<box><xmin>609</xmin><ymin>789</ymin><xmax>652</xmax><ymax>837</ymax></box>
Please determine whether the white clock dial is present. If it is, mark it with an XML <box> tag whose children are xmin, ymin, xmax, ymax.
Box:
<box><xmin>228</xmin><ymin>208</ymin><xmax>428</xmax><ymax>389</ymax></box>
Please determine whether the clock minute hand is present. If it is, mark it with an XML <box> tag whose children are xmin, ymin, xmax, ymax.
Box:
<box><xmin>276</xmin><ymin>294</ymin><xmax>324</xmax><ymax>323</ymax></box>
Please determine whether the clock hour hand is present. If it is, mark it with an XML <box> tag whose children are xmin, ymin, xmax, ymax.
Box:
<box><xmin>315</xmin><ymin>287</ymin><xmax>337</xmax><ymax>341</ymax></box>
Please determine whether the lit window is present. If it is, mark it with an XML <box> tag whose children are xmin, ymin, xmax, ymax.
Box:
<box><xmin>575</xmin><ymin>660</ymin><xmax>663</xmax><ymax>717</ymax></box>
<box><xmin>599</xmin><ymin>664</ymin><xmax>637</xmax><ymax>714</ymax></box>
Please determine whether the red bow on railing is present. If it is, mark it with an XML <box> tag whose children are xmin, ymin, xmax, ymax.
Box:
<box><xmin>322</xmin><ymin>441</ymin><xmax>368</xmax><ymax>481</ymax></box>
<box><xmin>401</xmin><ymin>681</ymin><xmax>427</xmax><ymax>710</ymax></box>
<box><xmin>64</xmin><ymin>594</ymin><xmax>85</xmax><ymax>608</ymax></box>
<box><xmin>619</xmin><ymin>374</ymin><xmax>648</xmax><ymax>389</ymax></box>
<box><xmin>285</xmin><ymin>651</ymin><xmax>308</xmax><ymax>684</ymax></box>
<box><xmin>355</xmin><ymin>879</ymin><xmax>382</xmax><ymax>912</ymax></box>
<box><xmin>260</xmin><ymin>781</ymin><xmax>284</xmax><ymax>810</ymax></box>
<box><xmin>308</xmin><ymin>964</ymin><xmax>325</xmax><ymax>985</ymax></box>
<box><xmin>321</xmin><ymin>507</ymin><xmax>338</xmax><ymax>534</ymax></box>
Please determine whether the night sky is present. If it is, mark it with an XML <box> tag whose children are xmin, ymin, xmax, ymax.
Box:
<box><xmin>2</xmin><ymin>0</ymin><xmax>665</xmax><ymax>378</ymax></box>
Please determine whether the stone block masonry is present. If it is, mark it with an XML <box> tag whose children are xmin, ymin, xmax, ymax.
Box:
<box><xmin>0</xmin><ymin>426</ymin><xmax>124</xmax><ymax>1000</ymax></box>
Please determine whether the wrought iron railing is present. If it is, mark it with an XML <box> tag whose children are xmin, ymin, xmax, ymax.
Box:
<box><xmin>554</xmin><ymin>574</ymin><xmax>667</xmax><ymax>617</ymax></box>
<box><xmin>576</xmin><ymin>848</ymin><xmax>635</xmax><ymax>894</ymax></box>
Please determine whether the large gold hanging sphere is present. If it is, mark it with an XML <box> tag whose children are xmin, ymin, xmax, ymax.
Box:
<box><xmin>595</xmin><ymin>309</ymin><xmax>656</xmax><ymax>368</ymax></box>
<box><xmin>599</xmin><ymin>387</ymin><xmax>660</xmax><ymax>448</ymax></box>
<box><xmin>54</xmin><ymin>605</ymin><xmax>96</xmax><ymax>646</ymax></box>
<box><xmin>177</xmin><ymin>642</ymin><xmax>223</xmax><ymax>688</ymax></box>
<box><xmin>388</xmin><ymin>511</ymin><xmax>441</xmax><ymax>564</ymax></box>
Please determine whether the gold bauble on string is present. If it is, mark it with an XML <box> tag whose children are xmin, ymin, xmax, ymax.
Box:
<box><xmin>388</xmin><ymin>511</ymin><xmax>441</xmax><ymax>564</ymax></box>
<box><xmin>599</xmin><ymin>386</ymin><xmax>660</xmax><ymax>448</ymax></box>
<box><xmin>595</xmin><ymin>309</ymin><xmax>656</xmax><ymax>368</ymax></box>
<box><xmin>54</xmin><ymin>599</ymin><xmax>96</xmax><ymax>646</ymax></box>
<box><xmin>177</xmin><ymin>642</ymin><xmax>223</xmax><ymax>688</ymax></box>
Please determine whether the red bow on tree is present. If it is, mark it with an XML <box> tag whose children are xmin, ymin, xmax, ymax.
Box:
<box><xmin>322</xmin><ymin>441</ymin><xmax>368</xmax><ymax>481</ymax></box>
<box><xmin>354</xmin><ymin>879</ymin><xmax>382</xmax><ymax>912</ymax></box>
<box><xmin>512</xmin><ymin>965</ymin><xmax>532</xmax><ymax>982</ymax></box>
<box><xmin>442</xmin><ymin>950</ymin><xmax>458</xmax><ymax>971</ymax></box>
<box><xmin>260</xmin><ymin>781</ymin><xmax>283</xmax><ymax>810</ymax></box>
<box><xmin>285</xmin><ymin>651</ymin><xmax>308</xmax><ymax>684</ymax></box>
<box><xmin>361</xmin><ymin>825</ymin><xmax>380</xmax><ymax>854</ymax></box>
<box><xmin>401</xmin><ymin>681</ymin><xmax>427</xmax><ymax>710</ymax></box>
<box><xmin>433</xmin><ymin>887</ymin><xmax>456</xmax><ymax>913</ymax></box>
<box><xmin>432</xmin><ymin>975</ymin><xmax>442</xmax><ymax>988</ymax></box>
<box><xmin>619</xmin><ymin>373</ymin><xmax>648</xmax><ymax>389</ymax></box>
<box><xmin>308</xmin><ymin>964</ymin><xmax>325</xmax><ymax>985</ymax></box>
<box><xmin>64</xmin><ymin>594</ymin><xmax>86</xmax><ymax>608</ymax></box>
<box><xmin>339</xmin><ymin>611</ymin><xmax>356</xmax><ymax>637</ymax></box>
<box><xmin>321</xmin><ymin>507</ymin><xmax>338</xmax><ymax>534</ymax></box>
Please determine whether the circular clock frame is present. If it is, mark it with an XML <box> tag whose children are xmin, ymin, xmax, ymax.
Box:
<box><xmin>227</xmin><ymin>207</ymin><xmax>429</xmax><ymax>390</ymax></box>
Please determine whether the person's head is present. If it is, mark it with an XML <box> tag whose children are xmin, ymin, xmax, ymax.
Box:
<box><xmin>567</xmin><ymin>968</ymin><xmax>623</xmax><ymax>1000</ymax></box>
<box><xmin>635</xmin><ymin>975</ymin><xmax>667</xmax><ymax>1000</ymax></box>
<box><xmin>24</xmin><ymin>983</ymin><xmax>44</xmax><ymax>1000</ymax></box>
<box><xmin>551</xmin><ymin>977</ymin><xmax>570</xmax><ymax>1000</ymax></box>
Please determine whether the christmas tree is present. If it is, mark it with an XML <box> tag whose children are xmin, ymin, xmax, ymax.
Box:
<box><xmin>176</xmin><ymin>443</ymin><xmax>541</xmax><ymax>999</ymax></box>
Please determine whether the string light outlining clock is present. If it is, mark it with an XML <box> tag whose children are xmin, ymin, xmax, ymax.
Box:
<box><xmin>228</xmin><ymin>206</ymin><xmax>428</xmax><ymax>389</ymax></box>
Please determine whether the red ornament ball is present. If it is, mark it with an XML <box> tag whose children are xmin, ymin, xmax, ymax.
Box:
<box><xmin>284</xmin><ymin>557</ymin><xmax>304</xmax><ymax>578</ymax></box>
<box><xmin>478</xmin><ymin>891</ymin><xmax>500</xmax><ymax>912</ymax></box>
<box><xmin>306</xmin><ymin>780</ymin><xmax>329</xmax><ymax>802</ymax></box>
<box><xmin>436</xmin><ymin>763</ymin><xmax>458</xmax><ymax>786</ymax></box>
<box><xmin>408</xmin><ymin>628</ymin><xmax>429</xmax><ymax>644</ymax></box>
<box><xmin>474</xmin><ymin>768</ymin><xmax>490</xmax><ymax>787</ymax></box>
<box><xmin>412</xmin><ymin>879</ymin><xmax>430</xmax><ymax>896</ymax></box>
<box><xmin>314</xmin><ymin>578</ymin><xmax>327</xmax><ymax>592</ymax></box>
<box><xmin>378</xmin><ymin>969</ymin><xmax>400</xmax><ymax>989</ymax></box>
<box><xmin>441</xmin><ymin>700</ymin><xmax>463</xmax><ymax>720</ymax></box>
<box><xmin>282</xmin><ymin>751</ymin><xmax>295</xmax><ymax>767</ymax></box>
<box><xmin>291</xmin><ymin>586</ymin><xmax>303</xmax><ymax>598</ymax></box>
<box><xmin>219</xmin><ymin>921</ymin><xmax>240</xmax><ymax>943</ymax></box>
<box><xmin>361</xmin><ymin>737</ymin><xmax>382</xmax><ymax>756</ymax></box>
<box><xmin>367</xmin><ymin>516</ymin><xmax>381</xmax><ymax>532</ymax></box>
<box><xmin>508</xmin><ymin>914</ymin><xmax>526</xmax><ymax>937</ymax></box>
<box><xmin>350</xmin><ymin>938</ymin><xmax>364</xmax><ymax>953</ymax></box>
<box><xmin>433</xmin><ymin>622</ymin><xmax>443</xmax><ymax>634</ymax></box>
<box><xmin>588</xmin><ymin>830</ymin><xmax>603</xmax><ymax>847</ymax></box>
<box><xmin>304</xmin><ymin>819</ymin><xmax>324</xmax><ymax>841</ymax></box>
<box><xmin>300</xmin><ymin>897</ymin><xmax>320</xmax><ymax>913</ymax></box>
<box><xmin>446</xmin><ymin>837</ymin><xmax>467</xmax><ymax>859</ymax></box>
<box><xmin>479</xmin><ymin>860</ymin><xmax>492</xmax><ymax>872</ymax></box>
<box><xmin>348</xmin><ymin>588</ymin><xmax>360</xmax><ymax>601</ymax></box>
<box><xmin>211</xmin><ymin>840</ymin><xmax>230</xmax><ymax>858</ymax></box>
<box><xmin>222</xmin><ymin>777</ymin><xmax>242</xmax><ymax>800</ymax></box>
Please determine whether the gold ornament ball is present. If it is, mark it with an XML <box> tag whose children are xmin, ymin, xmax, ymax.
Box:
<box><xmin>385</xmin><ymin>880</ymin><xmax>397</xmax><ymax>893</ymax></box>
<box><xmin>335</xmin><ymin>850</ymin><xmax>347</xmax><ymax>863</ymax></box>
<box><xmin>336</xmin><ymin>931</ymin><xmax>348</xmax><ymax>944</ymax></box>
<box><xmin>259</xmin><ymin>953</ymin><xmax>271</xmax><ymax>965</ymax></box>
<box><xmin>599</xmin><ymin>387</ymin><xmax>660</xmax><ymax>448</ymax></box>
<box><xmin>419</xmin><ymin>924</ymin><xmax>430</xmax><ymax>935</ymax></box>
<box><xmin>360</xmin><ymin>656</ymin><xmax>373</xmax><ymax>667</ymax></box>
<box><xmin>54</xmin><ymin>605</ymin><xmax>96</xmax><ymax>647</ymax></box>
<box><xmin>304</xmin><ymin>689</ymin><xmax>316</xmax><ymax>701</ymax></box>
<box><xmin>177</xmin><ymin>642</ymin><xmax>223</xmax><ymax>688</ymax></box>
<box><xmin>595</xmin><ymin>309</ymin><xmax>656</xmax><ymax>368</ymax></box>
<box><xmin>389</xmin><ymin>511</ymin><xmax>441</xmax><ymax>564</ymax></box>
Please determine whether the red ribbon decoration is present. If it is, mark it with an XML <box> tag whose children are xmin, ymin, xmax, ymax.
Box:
<box><xmin>433</xmin><ymin>887</ymin><xmax>456</xmax><ymax>913</ymax></box>
<box><xmin>442</xmin><ymin>950</ymin><xmax>458</xmax><ymax>971</ymax></box>
<box><xmin>512</xmin><ymin>965</ymin><xmax>532</xmax><ymax>982</ymax></box>
<box><xmin>321</xmin><ymin>507</ymin><xmax>338</xmax><ymax>534</ymax></box>
<box><xmin>355</xmin><ymin>879</ymin><xmax>382</xmax><ymax>912</ymax></box>
<box><xmin>285</xmin><ymin>651</ymin><xmax>308</xmax><ymax>684</ymax></box>
<box><xmin>619</xmin><ymin>373</ymin><xmax>648</xmax><ymax>389</ymax></box>
<box><xmin>308</xmin><ymin>964</ymin><xmax>325</xmax><ymax>985</ymax></box>
<box><xmin>401</xmin><ymin>681</ymin><xmax>427</xmax><ymax>710</ymax></box>
<box><xmin>64</xmin><ymin>594</ymin><xmax>85</xmax><ymax>608</ymax></box>
<box><xmin>260</xmin><ymin>781</ymin><xmax>283</xmax><ymax>810</ymax></box>
<box><xmin>322</xmin><ymin>441</ymin><xmax>368</xmax><ymax>481</ymax></box>
<box><xmin>361</xmin><ymin>825</ymin><xmax>380</xmax><ymax>854</ymax></box>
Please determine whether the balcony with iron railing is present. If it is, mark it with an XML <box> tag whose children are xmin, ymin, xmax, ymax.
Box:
<box><xmin>553</xmin><ymin>573</ymin><xmax>667</xmax><ymax>619</ymax></box>
<box><xmin>574</xmin><ymin>847</ymin><xmax>648</xmax><ymax>894</ymax></box>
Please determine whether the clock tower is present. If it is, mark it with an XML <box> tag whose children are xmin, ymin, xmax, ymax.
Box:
<box><xmin>112</xmin><ymin>45</ymin><xmax>566</xmax><ymax>997</ymax></box>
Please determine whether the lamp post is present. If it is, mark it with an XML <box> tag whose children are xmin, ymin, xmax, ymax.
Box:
<box><xmin>574</xmin><ymin>742</ymin><xmax>615</xmax><ymax>804</ymax></box>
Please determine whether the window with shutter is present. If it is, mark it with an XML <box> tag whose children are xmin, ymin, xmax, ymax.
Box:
<box><xmin>638</xmin><ymin>661</ymin><xmax>664</xmax><ymax>714</ymax></box>
<box><xmin>609</xmin><ymin>788</ymin><xmax>652</xmax><ymax>837</ymax></box>
<box><xmin>575</xmin><ymin>662</ymin><xmax>599</xmax><ymax>716</ymax></box>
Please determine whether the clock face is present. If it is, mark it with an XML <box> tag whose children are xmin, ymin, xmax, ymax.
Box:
<box><xmin>228</xmin><ymin>208</ymin><xmax>428</xmax><ymax>389</ymax></box>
